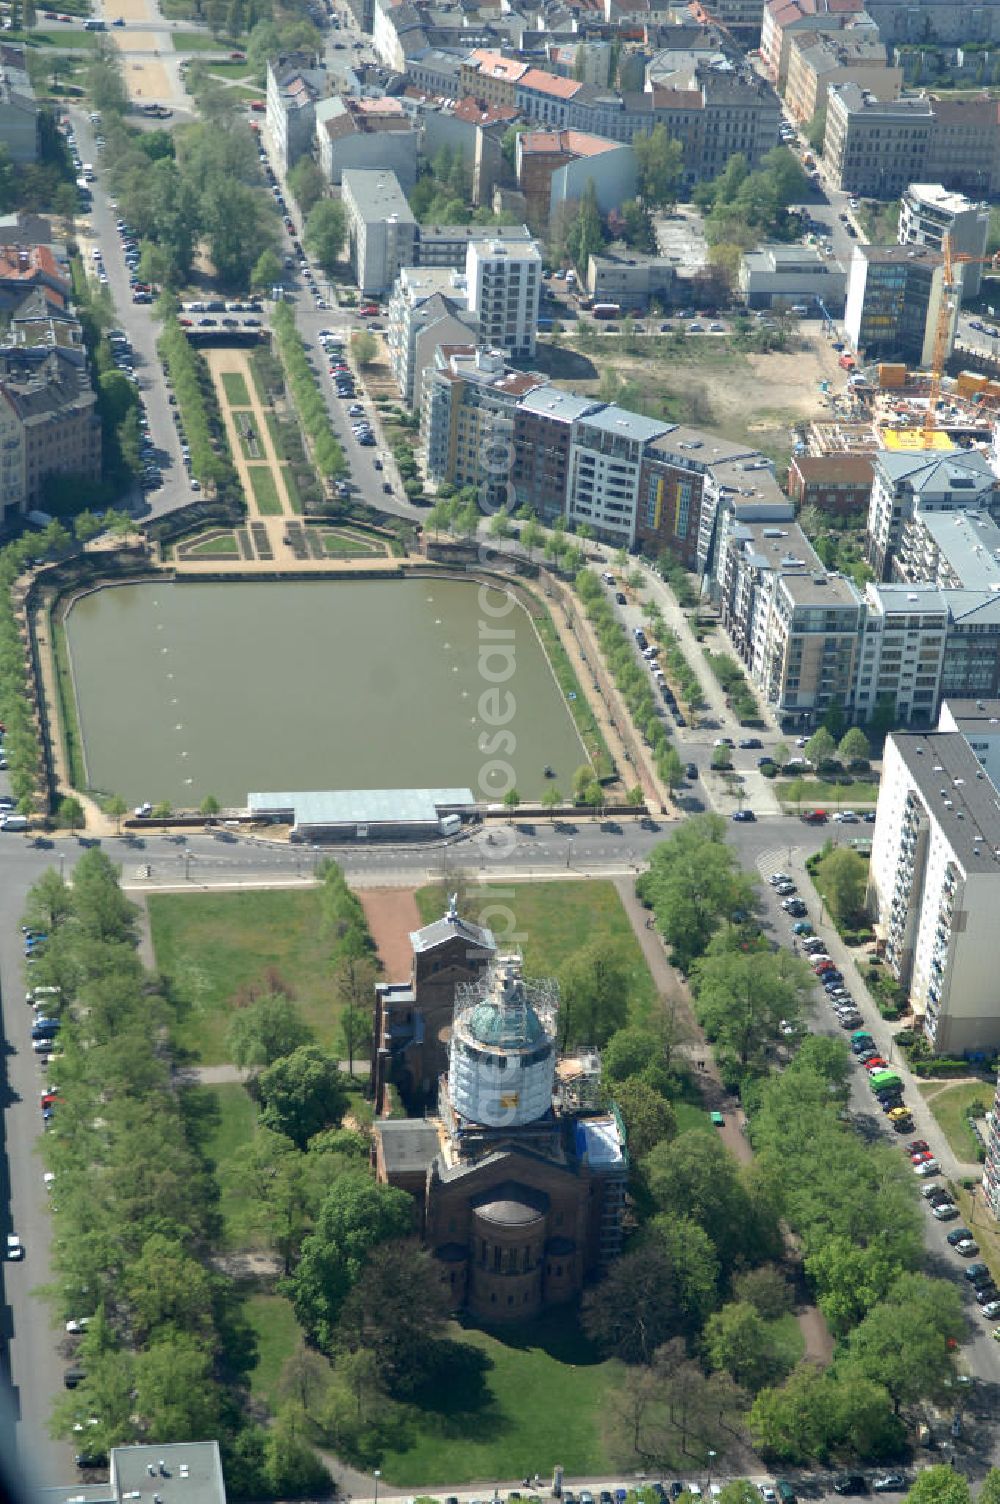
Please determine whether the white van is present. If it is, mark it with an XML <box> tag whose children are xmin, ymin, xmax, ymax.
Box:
<box><xmin>439</xmin><ymin>813</ymin><xmax>462</xmax><ymax>836</ymax></box>
<box><xmin>26</xmin><ymin>985</ymin><xmax>61</xmax><ymax>1007</ymax></box>
<box><xmin>1</xmin><ymin>814</ymin><xmax>27</xmax><ymax>831</ymax></box>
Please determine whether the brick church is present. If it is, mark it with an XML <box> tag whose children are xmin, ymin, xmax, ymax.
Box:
<box><xmin>371</xmin><ymin>899</ymin><xmax>627</xmax><ymax>1321</ymax></box>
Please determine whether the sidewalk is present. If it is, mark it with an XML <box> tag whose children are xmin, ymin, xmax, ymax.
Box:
<box><xmin>787</xmin><ymin>852</ymin><xmax>977</xmax><ymax>1184</ymax></box>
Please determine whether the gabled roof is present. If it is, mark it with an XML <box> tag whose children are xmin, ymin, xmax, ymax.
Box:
<box><xmin>411</xmin><ymin>908</ymin><xmax>496</xmax><ymax>954</ymax></box>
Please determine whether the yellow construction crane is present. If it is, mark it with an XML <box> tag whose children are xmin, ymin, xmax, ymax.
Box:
<box><xmin>921</xmin><ymin>232</ymin><xmax>1000</xmax><ymax>448</ymax></box>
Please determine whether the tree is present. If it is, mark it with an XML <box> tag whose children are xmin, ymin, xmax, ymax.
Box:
<box><xmin>844</xmin><ymin>1272</ymin><xmax>964</xmax><ymax>1414</ymax></box>
<box><xmin>339</xmin><ymin>1239</ymin><xmax>450</xmax><ymax>1393</ymax></box>
<box><xmin>350</xmin><ymin>330</ymin><xmax>377</xmax><ymax>367</ymax></box>
<box><xmin>558</xmin><ymin>940</ymin><xmax>630</xmax><ymax>1047</ymax></box>
<box><xmin>288</xmin><ymin>156</ymin><xmax>325</xmax><ymax>215</ymax></box>
<box><xmin>815</xmin><ymin>846</ymin><xmax>868</xmax><ymax>925</ymax></box>
<box><xmin>290</xmin><ymin>1172</ymin><xmax>414</xmax><ymax>1350</ymax></box>
<box><xmin>637</xmin><ymin>815</ymin><xmax>755</xmax><ymax>971</ymax></box>
<box><xmin>977</xmin><ymin>1473</ymin><xmax>1000</xmax><ymax>1504</ymax></box>
<box><xmin>226</xmin><ymin>989</ymin><xmax>312</xmax><ymax>1072</ymax></box>
<box><xmin>331</xmin><ymin>952</ymin><xmax>378</xmax><ymax>1075</ymax></box>
<box><xmin>583</xmin><ymin>1244</ymin><xmax>705</xmax><ymax>1363</ymax></box>
<box><xmin>838</xmin><ymin>726</ymin><xmax>870</xmax><ymax>763</ymax></box>
<box><xmin>265</xmin><ymin>1402</ymin><xmax>331</xmax><ymax>1497</ymax></box>
<box><xmin>612</xmin><ymin>1076</ymin><xmax>675</xmax><ymax>1159</ymax></box>
<box><xmin>133</xmin><ymin>1334</ymin><xmax>220</xmax><ymax>1440</ymax></box>
<box><xmin>251</xmin><ymin>247</ymin><xmax>283</xmax><ymax>292</ymax></box>
<box><xmin>102</xmin><ymin>794</ymin><xmax>128</xmax><ymax>834</ymax></box>
<box><xmin>804</xmin><ymin>726</ymin><xmax>836</xmax><ymax>765</ymax></box>
<box><xmin>541</xmin><ymin>784</ymin><xmax>563</xmax><ymax>819</ymax></box>
<box><xmin>566</xmin><ymin>180</ymin><xmax>605</xmax><ymax>274</ymax></box>
<box><xmin>23</xmin><ymin>867</ymin><xmax>73</xmax><ymax>933</ymax></box>
<box><xmin>502</xmin><ymin>788</ymin><xmax>522</xmax><ymax>818</ymax></box>
<box><xmin>304</xmin><ymin>198</ymin><xmax>346</xmax><ymax>273</ymax></box>
<box><xmin>661</xmin><ymin>745</ymin><xmax>685</xmax><ymax>793</ymax></box>
<box><xmin>74</xmin><ymin>509</ymin><xmax>103</xmax><ymax>543</ymax></box>
<box><xmin>692</xmin><ymin>937</ymin><xmax>813</xmax><ymax>1072</ymax></box>
<box><xmin>58</xmin><ymin>795</ymin><xmax>85</xmax><ymax>831</ymax></box>
<box><xmin>521</xmin><ymin>518</ymin><xmax>543</xmax><ymax>557</ymax></box>
<box><xmin>258</xmin><ymin>1045</ymin><xmax>349</xmax><ymax>1150</ymax></box>
<box><xmin>645</xmin><ymin>1129</ymin><xmax>778</xmax><ymax>1270</ymax></box>
<box><xmin>705</xmin><ymin>1301</ymin><xmax>787</xmax><ymax>1392</ymax></box>
<box><xmin>632</xmin><ymin>123</ymin><xmax>684</xmax><ymax>207</ymax></box>
<box><xmin>750</xmin><ymin>1366</ymin><xmax>902</xmax><ymax>1464</ymax></box>
<box><xmin>123</xmin><ymin>1234</ymin><xmax>217</xmax><ymax>1342</ymax></box>
<box><xmin>732</xmin><ymin>1265</ymin><xmax>792</xmax><ymax>1321</ymax></box>
<box><xmin>904</xmin><ymin>1470</ymin><xmax>972</xmax><ymax>1504</ymax></box>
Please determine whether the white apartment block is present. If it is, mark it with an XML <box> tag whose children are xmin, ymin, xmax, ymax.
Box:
<box><xmin>386</xmin><ymin>266</ymin><xmax>468</xmax><ymax>406</ymax></box>
<box><xmin>866</xmin><ymin>447</ymin><xmax>998</xmax><ymax>580</ymax></box>
<box><xmin>342</xmin><ymin>169</ymin><xmax>418</xmax><ymax>296</ymax></box>
<box><xmin>868</xmin><ymin>730</ymin><xmax>1000</xmax><ymax>1055</ymax></box>
<box><xmin>465</xmin><ymin>239</ymin><xmax>542</xmax><ymax>360</ymax></box>
<box><xmin>898</xmin><ymin>184</ymin><xmax>991</xmax><ymax>299</ymax></box>
<box><xmin>566</xmin><ymin>407</ymin><xmax>670</xmax><ymax>544</ymax></box>
<box><xmin>853</xmin><ymin>584</ymin><xmax>948</xmax><ymax>726</ymax></box>
<box><xmin>938</xmin><ymin>698</ymin><xmax>1000</xmax><ymax>788</ymax></box>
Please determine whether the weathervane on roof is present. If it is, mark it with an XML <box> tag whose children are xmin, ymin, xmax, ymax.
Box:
<box><xmin>447</xmin><ymin>891</ymin><xmax>459</xmax><ymax>919</ymax></box>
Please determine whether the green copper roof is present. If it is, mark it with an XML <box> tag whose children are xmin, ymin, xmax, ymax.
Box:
<box><xmin>467</xmin><ymin>1000</ymin><xmax>546</xmax><ymax>1049</ymax></box>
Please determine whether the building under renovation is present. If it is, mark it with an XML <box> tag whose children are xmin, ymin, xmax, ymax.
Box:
<box><xmin>372</xmin><ymin>906</ymin><xmax>627</xmax><ymax>1320</ymax></box>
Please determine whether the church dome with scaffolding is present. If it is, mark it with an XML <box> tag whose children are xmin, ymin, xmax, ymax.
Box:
<box><xmin>448</xmin><ymin>954</ymin><xmax>558</xmax><ymax>1128</ymax></box>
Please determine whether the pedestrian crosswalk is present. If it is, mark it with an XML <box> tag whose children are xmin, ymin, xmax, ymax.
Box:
<box><xmin>756</xmin><ymin>844</ymin><xmax>799</xmax><ymax>885</ymax></box>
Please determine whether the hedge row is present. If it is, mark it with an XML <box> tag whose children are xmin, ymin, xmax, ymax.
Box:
<box><xmin>157</xmin><ymin>317</ymin><xmax>243</xmax><ymax>504</ymax></box>
<box><xmin>0</xmin><ymin>541</ymin><xmax>44</xmax><ymax>811</ymax></box>
<box><xmin>270</xmin><ymin>303</ymin><xmax>346</xmax><ymax>482</ymax></box>
<box><xmin>575</xmin><ymin>568</ymin><xmax>679</xmax><ymax>786</ymax></box>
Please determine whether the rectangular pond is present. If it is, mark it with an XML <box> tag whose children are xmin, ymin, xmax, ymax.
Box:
<box><xmin>64</xmin><ymin>578</ymin><xmax>589</xmax><ymax>806</ymax></box>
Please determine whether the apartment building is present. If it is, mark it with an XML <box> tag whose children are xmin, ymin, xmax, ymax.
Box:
<box><xmin>715</xmin><ymin>517</ymin><xmax>864</xmax><ymax>726</ymax></box>
<box><xmin>760</xmin><ymin>0</ymin><xmax>868</xmax><ymax>90</ymax></box>
<box><xmin>0</xmin><ymin>45</ymin><xmax>37</xmax><ymax>165</ymax></box>
<box><xmin>265</xmin><ymin>53</ymin><xmax>328</xmax><ymax>172</ymax></box>
<box><xmin>894</xmin><ymin>506</ymin><xmax>1000</xmax><ymax>590</ymax></box>
<box><xmin>898</xmin><ymin>184</ymin><xmax>991</xmax><ymax>298</ymax></box>
<box><xmin>924</xmin><ymin>96</ymin><xmax>1000</xmax><ymax>200</ymax></box>
<box><xmin>0</xmin><ymin>345</ymin><xmax>100</xmax><ymax>512</ymax></box>
<box><xmin>844</xmin><ymin>244</ymin><xmax>956</xmax><ymax>367</ymax></box>
<box><xmin>868</xmin><ymin>729</ymin><xmax>1000</xmax><ymax>1054</ymax></box>
<box><xmin>823</xmin><ymin>83</ymin><xmax>933</xmax><ymax>197</ymax></box>
<box><xmin>511</xmin><ymin>386</ymin><xmax>605</xmax><ymax>522</ymax></box>
<box><xmin>342</xmin><ymin>169</ymin><xmax>418</xmax><ymax>295</ymax></box>
<box><xmin>853</xmin><ymin>583</ymin><xmax>948</xmax><ymax>725</ymax></box>
<box><xmin>636</xmin><ymin>432</ymin><xmax>783</xmax><ymax>569</ymax></box>
<box><xmin>417</xmin><ymin>225</ymin><xmax>533</xmax><ymax>273</ymax></box>
<box><xmin>787</xmin><ymin>452</ymin><xmax>874</xmax><ymax>514</ymax></box>
<box><xmin>516</xmin><ymin>130</ymin><xmax>633</xmax><ymax>230</ymax></box>
<box><xmin>386</xmin><ymin>266</ymin><xmax>471</xmax><ymax>406</ymax></box>
<box><xmin>465</xmin><ymin>238</ymin><xmax>542</xmax><ymax>361</ymax></box>
<box><xmin>865</xmin><ymin>447</ymin><xmax>999</xmax><ymax>580</ymax></box>
<box><xmin>939</xmin><ymin>697</ymin><xmax>1000</xmax><ymax>788</ymax></box>
<box><xmin>566</xmin><ymin>408</ymin><xmax>671</xmax><ymax>544</ymax></box>
<box><xmin>422</xmin><ymin>346</ymin><xmax>547</xmax><ymax>507</ymax></box>
<box><xmin>784</xmin><ymin>29</ymin><xmax>899</xmax><ymax>125</ymax></box>
<box><xmin>865</xmin><ymin>0</ymin><xmax>1000</xmax><ymax>44</ymax></box>
<box><xmin>314</xmin><ymin>95</ymin><xmax>418</xmax><ymax>188</ymax></box>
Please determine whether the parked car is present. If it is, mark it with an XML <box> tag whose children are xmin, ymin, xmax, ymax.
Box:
<box><xmin>871</xmin><ymin>1477</ymin><xmax>908</xmax><ymax>1495</ymax></box>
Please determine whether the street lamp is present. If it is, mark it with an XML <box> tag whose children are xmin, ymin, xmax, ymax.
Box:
<box><xmin>566</xmin><ymin>837</ymin><xmax>573</xmax><ymax>868</ymax></box>
<box><xmin>707</xmin><ymin>1451</ymin><xmax>716</xmax><ymax>1496</ymax></box>
<box><xmin>374</xmin><ymin>1470</ymin><xmax>381</xmax><ymax>1504</ymax></box>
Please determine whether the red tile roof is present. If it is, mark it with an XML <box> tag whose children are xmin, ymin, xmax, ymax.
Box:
<box><xmin>518</xmin><ymin>68</ymin><xmax>583</xmax><ymax>99</ymax></box>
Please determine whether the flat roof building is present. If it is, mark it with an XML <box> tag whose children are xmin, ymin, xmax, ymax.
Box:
<box><xmin>342</xmin><ymin>168</ymin><xmax>418</xmax><ymax>295</ymax></box>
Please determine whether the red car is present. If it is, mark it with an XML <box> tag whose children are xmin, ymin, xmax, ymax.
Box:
<box><xmin>230</xmin><ymin>49</ymin><xmax>246</xmax><ymax>58</ymax></box>
<box><xmin>250</xmin><ymin>101</ymin><xmax>265</xmax><ymax>112</ymax></box>
<box><xmin>814</xmin><ymin>961</ymin><xmax>837</xmax><ymax>974</ymax></box>
<box><xmin>907</xmin><ymin>1139</ymin><xmax>929</xmax><ymax>1153</ymax></box>
<box><xmin>864</xmin><ymin>1057</ymin><xmax>888</xmax><ymax>1072</ymax></box>
<box><xmin>911</xmin><ymin>1151</ymin><xmax>934</xmax><ymax>1164</ymax></box>
<box><xmin>178</xmin><ymin>317</ymin><xmax>192</xmax><ymax>326</ymax></box>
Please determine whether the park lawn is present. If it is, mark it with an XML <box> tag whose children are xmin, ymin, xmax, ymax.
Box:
<box><xmin>415</xmin><ymin>879</ymin><xmax>655</xmax><ymax>1024</ymax></box>
<box><xmin>777</xmin><ymin>778</ymin><xmax>878</xmax><ymax>809</ymax></box>
<box><xmin>221</xmin><ymin>370</ymin><xmax>251</xmax><ymax>407</ymax></box>
<box><xmin>379</xmin><ymin>1312</ymin><xmax>618</xmax><ymax>1485</ymax></box>
<box><xmin>323</xmin><ymin>529</ymin><xmax>381</xmax><ymax>557</ymax></box>
<box><xmin>173</xmin><ymin>29</ymin><xmax>238</xmax><ymax>48</ymax></box>
<box><xmin>18</xmin><ymin>28</ymin><xmax>98</xmax><ymax>46</ymax></box>
<box><xmin>673</xmin><ymin>1100</ymin><xmax>715</xmax><ymax>1137</ymax></box>
<box><xmin>184</xmin><ymin>1081</ymin><xmax>270</xmax><ymax>1249</ymax></box>
<box><xmin>243</xmin><ymin>1292</ymin><xmax>309</xmax><ymax>1411</ymax></box>
<box><xmin>919</xmin><ymin>1080</ymin><xmax>990</xmax><ymax>1165</ymax></box>
<box><xmin>203</xmin><ymin>57</ymin><xmax>258</xmax><ymax>78</ymax></box>
<box><xmin>223</xmin><ymin>82</ymin><xmax>266</xmax><ymax>101</ymax></box>
<box><xmin>248</xmin><ymin>466</ymin><xmax>283</xmax><ymax>515</ymax></box>
<box><xmin>149</xmin><ymin>889</ymin><xmax>342</xmax><ymax>1064</ymax></box>
<box><xmin>187</xmin><ymin>532</ymin><xmax>239</xmax><ymax>557</ymax></box>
